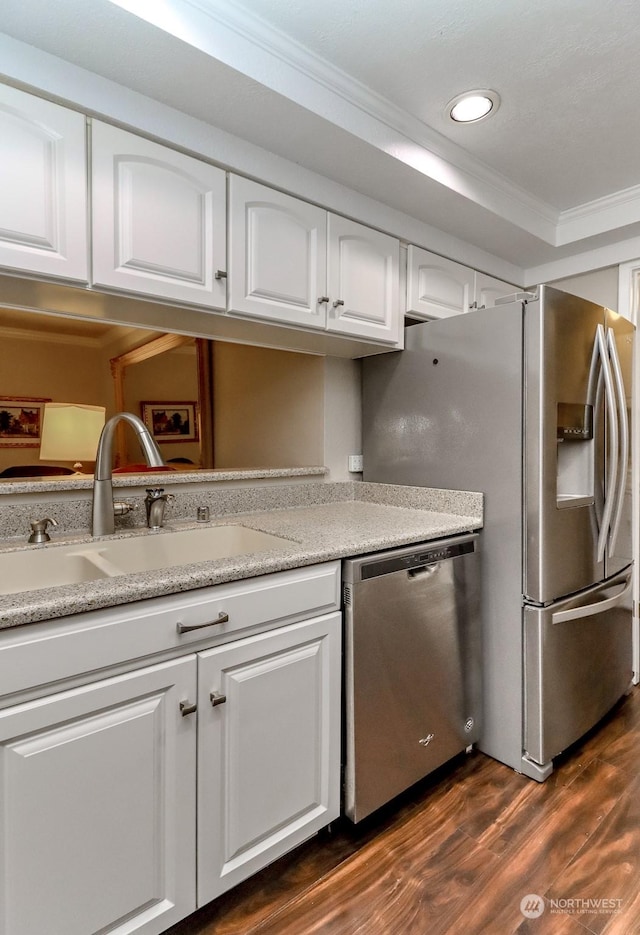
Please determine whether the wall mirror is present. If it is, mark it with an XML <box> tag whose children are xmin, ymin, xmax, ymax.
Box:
<box><xmin>0</xmin><ymin>307</ymin><xmax>325</xmax><ymax>481</ymax></box>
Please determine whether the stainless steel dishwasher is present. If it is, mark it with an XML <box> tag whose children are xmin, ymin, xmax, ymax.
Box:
<box><xmin>342</xmin><ymin>533</ymin><xmax>481</xmax><ymax>822</ymax></box>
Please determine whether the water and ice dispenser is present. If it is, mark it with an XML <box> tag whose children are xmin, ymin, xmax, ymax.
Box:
<box><xmin>556</xmin><ymin>402</ymin><xmax>594</xmax><ymax>507</ymax></box>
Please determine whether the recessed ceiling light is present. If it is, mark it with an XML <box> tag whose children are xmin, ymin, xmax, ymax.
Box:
<box><xmin>446</xmin><ymin>90</ymin><xmax>500</xmax><ymax>124</ymax></box>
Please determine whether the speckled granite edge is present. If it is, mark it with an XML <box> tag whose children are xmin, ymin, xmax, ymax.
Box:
<box><xmin>0</xmin><ymin>465</ymin><xmax>327</xmax><ymax>496</ymax></box>
<box><xmin>355</xmin><ymin>482</ymin><xmax>483</xmax><ymax>517</ymax></box>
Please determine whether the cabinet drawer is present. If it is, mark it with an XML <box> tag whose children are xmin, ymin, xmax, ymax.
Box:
<box><xmin>0</xmin><ymin>562</ymin><xmax>341</xmax><ymax>700</ymax></box>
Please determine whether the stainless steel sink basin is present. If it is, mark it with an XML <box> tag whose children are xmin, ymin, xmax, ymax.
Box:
<box><xmin>0</xmin><ymin>525</ymin><xmax>292</xmax><ymax>596</ymax></box>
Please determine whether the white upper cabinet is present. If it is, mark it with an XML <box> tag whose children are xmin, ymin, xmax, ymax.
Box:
<box><xmin>229</xmin><ymin>176</ymin><xmax>401</xmax><ymax>345</ymax></box>
<box><xmin>406</xmin><ymin>245</ymin><xmax>517</xmax><ymax>320</ymax></box>
<box><xmin>0</xmin><ymin>85</ymin><xmax>88</xmax><ymax>282</ymax></box>
<box><xmin>407</xmin><ymin>246</ymin><xmax>474</xmax><ymax>319</ymax></box>
<box><xmin>228</xmin><ymin>175</ymin><xmax>327</xmax><ymax>329</ymax></box>
<box><xmin>474</xmin><ymin>271</ymin><xmax>518</xmax><ymax>309</ymax></box>
<box><xmin>91</xmin><ymin>121</ymin><xmax>226</xmax><ymax>308</ymax></box>
<box><xmin>327</xmin><ymin>214</ymin><xmax>400</xmax><ymax>344</ymax></box>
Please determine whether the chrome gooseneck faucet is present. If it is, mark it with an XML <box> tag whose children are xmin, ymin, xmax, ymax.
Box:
<box><xmin>91</xmin><ymin>412</ymin><xmax>164</xmax><ymax>537</ymax></box>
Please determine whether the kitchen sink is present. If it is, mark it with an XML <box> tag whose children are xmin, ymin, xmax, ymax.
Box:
<box><xmin>0</xmin><ymin>545</ymin><xmax>114</xmax><ymax>595</ymax></box>
<box><xmin>92</xmin><ymin>524</ymin><xmax>293</xmax><ymax>573</ymax></box>
<box><xmin>0</xmin><ymin>525</ymin><xmax>293</xmax><ymax>596</ymax></box>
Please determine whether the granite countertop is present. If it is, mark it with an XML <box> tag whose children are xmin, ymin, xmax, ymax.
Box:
<box><xmin>0</xmin><ymin>466</ymin><xmax>327</xmax><ymax>495</ymax></box>
<box><xmin>0</xmin><ymin>483</ymin><xmax>483</xmax><ymax>629</ymax></box>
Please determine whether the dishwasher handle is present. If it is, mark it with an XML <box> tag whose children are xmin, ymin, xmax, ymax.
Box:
<box><xmin>407</xmin><ymin>563</ymin><xmax>440</xmax><ymax>578</ymax></box>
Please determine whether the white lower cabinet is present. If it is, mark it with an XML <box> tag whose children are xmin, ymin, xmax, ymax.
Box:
<box><xmin>0</xmin><ymin>562</ymin><xmax>342</xmax><ymax>935</ymax></box>
<box><xmin>197</xmin><ymin>612</ymin><xmax>341</xmax><ymax>904</ymax></box>
<box><xmin>0</xmin><ymin>656</ymin><xmax>197</xmax><ymax>935</ymax></box>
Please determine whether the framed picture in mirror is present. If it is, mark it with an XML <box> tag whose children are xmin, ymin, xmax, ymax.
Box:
<box><xmin>141</xmin><ymin>401</ymin><xmax>199</xmax><ymax>443</ymax></box>
<box><xmin>0</xmin><ymin>396</ymin><xmax>51</xmax><ymax>447</ymax></box>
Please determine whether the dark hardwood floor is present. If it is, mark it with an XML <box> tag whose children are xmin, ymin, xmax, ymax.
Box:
<box><xmin>165</xmin><ymin>685</ymin><xmax>640</xmax><ymax>935</ymax></box>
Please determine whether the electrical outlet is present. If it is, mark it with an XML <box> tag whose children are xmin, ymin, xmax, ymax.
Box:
<box><xmin>348</xmin><ymin>454</ymin><xmax>363</xmax><ymax>473</ymax></box>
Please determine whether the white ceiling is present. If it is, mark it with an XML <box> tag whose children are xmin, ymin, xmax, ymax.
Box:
<box><xmin>3</xmin><ymin>0</ymin><xmax>640</xmax><ymax>273</ymax></box>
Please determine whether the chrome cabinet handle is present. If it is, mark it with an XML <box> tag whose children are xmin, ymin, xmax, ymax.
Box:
<box><xmin>210</xmin><ymin>691</ymin><xmax>227</xmax><ymax>707</ymax></box>
<box><xmin>215</xmin><ymin>269</ymin><xmax>227</xmax><ymax>280</ymax></box>
<box><xmin>179</xmin><ymin>700</ymin><xmax>197</xmax><ymax>716</ymax></box>
<box><xmin>332</xmin><ymin>299</ymin><xmax>345</xmax><ymax>308</ymax></box>
<box><xmin>318</xmin><ymin>296</ymin><xmax>330</xmax><ymax>304</ymax></box>
<box><xmin>176</xmin><ymin>611</ymin><xmax>229</xmax><ymax>634</ymax></box>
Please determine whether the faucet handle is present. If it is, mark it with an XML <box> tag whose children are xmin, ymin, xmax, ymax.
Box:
<box><xmin>145</xmin><ymin>488</ymin><xmax>175</xmax><ymax>503</ymax></box>
<box><xmin>28</xmin><ymin>516</ymin><xmax>58</xmax><ymax>544</ymax></box>
<box><xmin>113</xmin><ymin>501</ymin><xmax>137</xmax><ymax>517</ymax></box>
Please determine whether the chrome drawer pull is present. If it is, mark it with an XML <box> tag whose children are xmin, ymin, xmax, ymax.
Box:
<box><xmin>179</xmin><ymin>700</ymin><xmax>197</xmax><ymax>716</ymax></box>
<box><xmin>176</xmin><ymin>611</ymin><xmax>229</xmax><ymax>634</ymax></box>
<box><xmin>210</xmin><ymin>691</ymin><xmax>227</xmax><ymax>707</ymax></box>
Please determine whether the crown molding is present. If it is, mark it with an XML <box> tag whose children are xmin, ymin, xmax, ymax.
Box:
<box><xmin>556</xmin><ymin>183</ymin><xmax>640</xmax><ymax>246</ymax></box>
<box><xmin>183</xmin><ymin>0</ymin><xmax>640</xmax><ymax>251</ymax></box>
<box><xmin>108</xmin><ymin>0</ymin><xmax>559</xmax><ymax>242</ymax></box>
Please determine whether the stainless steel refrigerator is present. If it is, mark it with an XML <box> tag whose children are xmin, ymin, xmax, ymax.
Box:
<box><xmin>362</xmin><ymin>285</ymin><xmax>634</xmax><ymax>780</ymax></box>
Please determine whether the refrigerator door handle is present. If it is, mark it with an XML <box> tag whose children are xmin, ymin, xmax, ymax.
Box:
<box><xmin>590</xmin><ymin>325</ymin><xmax>618</xmax><ymax>563</ymax></box>
<box><xmin>551</xmin><ymin>572</ymin><xmax>632</xmax><ymax>625</ymax></box>
<box><xmin>586</xmin><ymin>326</ymin><xmax>606</xmax><ymax>529</ymax></box>
<box><xmin>606</xmin><ymin>327</ymin><xmax>629</xmax><ymax>556</ymax></box>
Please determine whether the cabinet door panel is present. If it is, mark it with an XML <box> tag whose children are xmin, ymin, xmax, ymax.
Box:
<box><xmin>0</xmin><ymin>85</ymin><xmax>88</xmax><ymax>281</ymax></box>
<box><xmin>92</xmin><ymin>121</ymin><xmax>226</xmax><ymax>308</ymax></box>
<box><xmin>327</xmin><ymin>214</ymin><xmax>400</xmax><ymax>344</ymax></box>
<box><xmin>197</xmin><ymin>613</ymin><xmax>341</xmax><ymax>904</ymax></box>
<box><xmin>474</xmin><ymin>271</ymin><xmax>517</xmax><ymax>308</ymax></box>
<box><xmin>0</xmin><ymin>657</ymin><xmax>197</xmax><ymax>935</ymax></box>
<box><xmin>406</xmin><ymin>245</ymin><xmax>474</xmax><ymax>319</ymax></box>
<box><xmin>228</xmin><ymin>175</ymin><xmax>327</xmax><ymax>328</ymax></box>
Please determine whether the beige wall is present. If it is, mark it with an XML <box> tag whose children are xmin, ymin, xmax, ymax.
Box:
<box><xmin>122</xmin><ymin>344</ymin><xmax>201</xmax><ymax>466</ymax></box>
<box><xmin>323</xmin><ymin>356</ymin><xmax>362</xmax><ymax>481</ymax></box>
<box><xmin>213</xmin><ymin>343</ymin><xmax>324</xmax><ymax>468</ymax></box>
<box><xmin>551</xmin><ymin>267</ymin><xmax>619</xmax><ymax>309</ymax></box>
<box><xmin>0</xmin><ymin>333</ymin><xmax>107</xmax><ymax>472</ymax></box>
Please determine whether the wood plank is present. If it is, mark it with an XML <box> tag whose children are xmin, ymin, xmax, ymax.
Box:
<box><xmin>544</xmin><ymin>772</ymin><xmax>640</xmax><ymax>934</ymax></box>
<box><xmin>164</xmin><ymin>686</ymin><xmax>640</xmax><ymax>935</ymax></box>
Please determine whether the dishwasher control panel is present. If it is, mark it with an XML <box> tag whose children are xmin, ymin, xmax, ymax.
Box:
<box><xmin>359</xmin><ymin>537</ymin><xmax>476</xmax><ymax>580</ymax></box>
